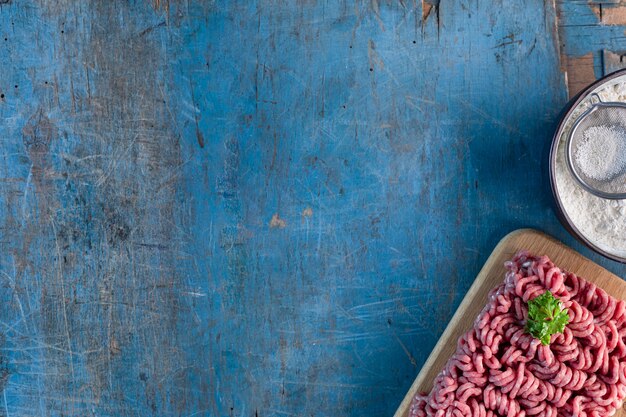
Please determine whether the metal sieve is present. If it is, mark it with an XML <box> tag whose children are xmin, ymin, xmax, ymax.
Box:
<box><xmin>566</xmin><ymin>93</ymin><xmax>626</xmax><ymax>199</ymax></box>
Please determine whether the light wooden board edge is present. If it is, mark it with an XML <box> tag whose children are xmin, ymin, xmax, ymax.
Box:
<box><xmin>393</xmin><ymin>228</ymin><xmax>626</xmax><ymax>417</ymax></box>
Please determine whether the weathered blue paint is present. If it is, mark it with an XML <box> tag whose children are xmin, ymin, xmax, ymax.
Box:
<box><xmin>0</xmin><ymin>1</ymin><xmax>623</xmax><ymax>416</ymax></box>
<box><xmin>557</xmin><ymin>1</ymin><xmax>626</xmax><ymax>79</ymax></box>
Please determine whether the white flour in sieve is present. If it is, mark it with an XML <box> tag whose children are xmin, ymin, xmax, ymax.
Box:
<box><xmin>575</xmin><ymin>126</ymin><xmax>626</xmax><ymax>181</ymax></box>
<box><xmin>554</xmin><ymin>78</ymin><xmax>626</xmax><ymax>258</ymax></box>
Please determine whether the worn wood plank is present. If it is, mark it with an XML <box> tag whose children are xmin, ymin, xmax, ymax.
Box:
<box><xmin>0</xmin><ymin>1</ymin><xmax>612</xmax><ymax>416</ymax></box>
<box><xmin>564</xmin><ymin>52</ymin><xmax>596</xmax><ymax>98</ymax></box>
<box><xmin>603</xmin><ymin>49</ymin><xmax>626</xmax><ymax>75</ymax></box>
<box><xmin>556</xmin><ymin>1</ymin><xmax>626</xmax><ymax>97</ymax></box>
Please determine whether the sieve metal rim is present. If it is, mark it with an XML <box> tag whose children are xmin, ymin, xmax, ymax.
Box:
<box><xmin>565</xmin><ymin>94</ymin><xmax>626</xmax><ymax>200</ymax></box>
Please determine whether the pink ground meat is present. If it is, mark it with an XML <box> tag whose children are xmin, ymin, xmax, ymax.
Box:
<box><xmin>410</xmin><ymin>251</ymin><xmax>626</xmax><ymax>417</ymax></box>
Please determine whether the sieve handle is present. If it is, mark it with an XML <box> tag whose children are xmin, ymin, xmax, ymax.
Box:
<box><xmin>589</xmin><ymin>92</ymin><xmax>604</xmax><ymax>104</ymax></box>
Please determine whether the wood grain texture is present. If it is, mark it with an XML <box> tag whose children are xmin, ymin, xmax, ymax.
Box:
<box><xmin>1</xmin><ymin>1</ymin><xmax>624</xmax><ymax>416</ymax></box>
<box><xmin>563</xmin><ymin>53</ymin><xmax>596</xmax><ymax>99</ymax></box>
<box><xmin>395</xmin><ymin>229</ymin><xmax>626</xmax><ymax>417</ymax></box>
<box><xmin>556</xmin><ymin>1</ymin><xmax>626</xmax><ymax>98</ymax></box>
<box><xmin>602</xmin><ymin>49</ymin><xmax>626</xmax><ymax>77</ymax></box>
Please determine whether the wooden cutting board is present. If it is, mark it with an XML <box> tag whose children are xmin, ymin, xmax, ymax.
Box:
<box><xmin>394</xmin><ymin>229</ymin><xmax>626</xmax><ymax>417</ymax></box>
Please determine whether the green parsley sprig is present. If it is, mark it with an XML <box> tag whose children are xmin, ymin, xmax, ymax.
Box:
<box><xmin>525</xmin><ymin>291</ymin><xmax>569</xmax><ymax>345</ymax></box>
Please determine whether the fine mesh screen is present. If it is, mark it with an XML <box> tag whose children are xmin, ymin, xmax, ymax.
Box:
<box><xmin>567</xmin><ymin>102</ymin><xmax>626</xmax><ymax>198</ymax></box>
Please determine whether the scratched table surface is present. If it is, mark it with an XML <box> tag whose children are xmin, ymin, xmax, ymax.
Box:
<box><xmin>1</xmin><ymin>1</ymin><xmax>626</xmax><ymax>416</ymax></box>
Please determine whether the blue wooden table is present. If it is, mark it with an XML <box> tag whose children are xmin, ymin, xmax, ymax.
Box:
<box><xmin>1</xmin><ymin>1</ymin><xmax>626</xmax><ymax>416</ymax></box>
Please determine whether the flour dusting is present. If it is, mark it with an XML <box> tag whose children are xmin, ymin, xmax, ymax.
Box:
<box><xmin>575</xmin><ymin>125</ymin><xmax>626</xmax><ymax>181</ymax></box>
